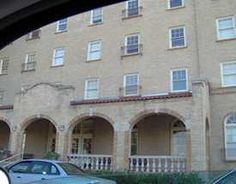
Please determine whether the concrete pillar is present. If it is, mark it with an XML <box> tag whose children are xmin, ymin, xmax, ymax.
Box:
<box><xmin>190</xmin><ymin>79</ymin><xmax>210</xmax><ymax>171</ymax></box>
<box><xmin>55</xmin><ymin>126</ymin><xmax>68</xmax><ymax>161</ymax></box>
<box><xmin>9</xmin><ymin>128</ymin><xmax>23</xmax><ymax>155</ymax></box>
<box><xmin>113</xmin><ymin>130</ymin><xmax>130</xmax><ymax>171</ymax></box>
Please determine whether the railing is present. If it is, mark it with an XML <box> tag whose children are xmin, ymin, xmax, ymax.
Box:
<box><xmin>67</xmin><ymin>154</ymin><xmax>113</xmax><ymax>171</ymax></box>
<box><xmin>0</xmin><ymin>153</ymin><xmax>23</xmax><ymax>167</ymax></box>
<box><xmin>121</xmin><ymin>44</ymin><xmax>143</xmax><ymax>57</ymax></box>
<box><xmin>129</xmin><ymin>156</ymin><xmax>187</xmax><ymax>173</ymax></box>
<box><xmin>21</xmin><ymin>61</ymin><xmax>36</xmax><ymax>72</ymax></box>
<box><xmin>122</xmin><ymin>7</ymin><xmax>143</xmax><ymax>19</ymax></box>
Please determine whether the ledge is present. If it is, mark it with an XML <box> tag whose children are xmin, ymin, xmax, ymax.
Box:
<box><xmin>122</xmin><ymin>14</ymin><xmax>143</xmax><ymax>20</ymax></box>
<box><xmin>0</xmin><ymin>105</ymin><xmax>13</xmax><ymax>110</ymax></box>
<box><xmin>54</xmin><ymin>30</ymin><xmax>68</xmax><ymax>34</ymax></box>
<box><xmin>211</xmin><ymin>86</ymin><xmax>236</xmax><ymax>95</ymax></box>
<box><xmin>216</xmin><ymin>37</ymin><xmax>236</xmax><ymax>42</ymax></box>
<box><xmin>70</xmin><ymin>92</ymin><xmax>192</xmax><ymax>106</ymax></box>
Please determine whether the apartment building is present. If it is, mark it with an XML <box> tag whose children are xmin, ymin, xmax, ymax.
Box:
<box><xmin>0</xmin><ymin>0</ymin><xmax>236</xmax><ymax>172</ymax></box>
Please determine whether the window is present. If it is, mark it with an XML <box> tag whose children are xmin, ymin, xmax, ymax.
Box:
<box><xmin>85</xmin><ymin>79</ymin><xmax>99</xmax><ymax>99</ymax></box>
<box><xmin>168</xmin><ymin>0</ymin><xmax>184</xmax><ymax>9</ymax></box>
<box><xmin>216</xmin><ymin>16</ymin><xmax>236</xmax><ymax>40</ymax></box>
<box><xmin>171</xmin><ymin>69</ymin><xmax>188</xmax><ymax>92</ymax></box>
<box><xmin>124</xmin><ymin>74</ymin><xmax>139</xmax><ymax>96</ymax></box>
<box><xmin>52</xmin><ymin>48</ymin><xmax>65</xmax><ymax>66</ymax></box>
<box><xmin>90</xmin><ymin>8</ymin><xmax>103</xmax><ymax>24</ymax></box>
<box><xmin>9</xmin><ymin>161</ymin><xmax>32</xmax><ymax>174</ymax></box>
<box><xmin>56</xmin><ymin>18</ymin><xmax>68</xmax><ymax>32</ymax></box>
<box><xmin>30</xmin><ymin>161</ymin><xmax>59</xmax><ymax>175</ymax></box>
<box><xmin>221</xmin><ymin>62</ymin><xmax>236</xmax><ymax>87</ymax></box>
<box><xmin>26</xmin><ymin>30</ymin><xmax>40</xmax><ymax>40</ymax></box>
<box><xmin>225</xmin><ymin>113</ymin><xmax>236</xmax><ymax>160</ymax></box>
<box><xmin>0</xmin><ymin>59</ymin><xmax>9</xmax><ymax>75</ymax></box>
<box><xmin>169</xmin><ymin>26</ymin><xmax>186</xmax><ymax>48</ymax></box>
<box><xmin>124</xmin><ymin>34</ymin><xmax>140</xmax><ymax>55</ymax></box>
<box><xmin>23</xmin><ymin>53</ymin><xmax>36</xmax><ymax>71</ymax></box>
<box><xmin>0</xmin><ymin>91</ymin><xmax>3</xmax><ymax>105</ymax></box>
<box><xmin>87</xmin><ymin>41</ymin><xmax>102</xmax><ymax>61</ymax></box>
<box><xmin>126</xmin><ymin>0</ymin><xmax>140</xmax><ymax>17</ymax></box>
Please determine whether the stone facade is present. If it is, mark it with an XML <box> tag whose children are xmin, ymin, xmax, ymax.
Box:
<box><xmin>0</xmin><ymin>0</ymin><xmax>236</xmax><ymax>172</ymax></box>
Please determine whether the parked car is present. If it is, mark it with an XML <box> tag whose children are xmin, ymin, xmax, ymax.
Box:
<box><xmin>211</xmin><ymin>169</ymin><xmax>236</xmax><ymax>184</ymax></box>
<box><xmin>5</xmin><ymin>159</ymin><xmax>116</xmax><ymax>184</ymax></box>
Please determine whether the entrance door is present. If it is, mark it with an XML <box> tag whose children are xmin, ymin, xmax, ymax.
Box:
<box><xmin>71</xmin><ymin>134</ymin><xmax>92</xmax><ymax>154</ymax></box>
<box><xmin>172</xmin><ymin>131</ymin><xmax>187</xmax><ymax>157</ymax></box>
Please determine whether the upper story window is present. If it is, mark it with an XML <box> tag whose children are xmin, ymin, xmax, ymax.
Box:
<box><xmin>123</xmin><ymin>34</ymin><xmax>141</xmax><ymax>56</ymax></box>
<box><xmin>0</xmin><ymin>91</ymin><xmax>3</xmax><ymax>105</ymax></box>
<box><xmin>22</xmin><ymin>53</ymin><xmax>36</xmax><ymax>72</ymax></box>
<box><xmin>52</xmin><ymin>48</ymin><xmax>65</xmax><ymax>67</ymax></box>
<box><xmin>123</xmin><ymin>0</ymin><xmax>141</xmax><ymax>18</ymax></box>
<box><xmin>168</xmin><ymin>0</ymin><xmax>184</xmax><ymax>9</ymax></box>
<box><xmin>224</xmin><ymin>113</ymin><xmax>236</xmax><ymax>160</ymax></box>
<box><xmin>85</xmin><ymin>79</ymin><xmax>99</xmax><ymax>100</ymax></box>
<box><xmin>124</xmin><ymin>73</ymin><xmax>140</xmax><ymax>96</ymax></box>
<box><xmin>0</xmin><ymin>58</ymin><xmax>9</xmax><ymax>75</ymax></box>
<box><xmin>56</xmin><ymin>18</ymin><xmax>68</xmax><ymax>33</ymax></box>
<box><xmin>221</xmin><ymin>62</ymin><xmax>236</xmax><ymax>87</ymax></box>
<box><xmin>216</xmin><ymin>16</ymin><xmax>236</xmax><ymax>40</ymax></box>
<box><xmin>87</xmin><ymin>40</ymin><xmax>102</xmax><ymax>61</ymax></box>
<box><xmin>90</xmin><ymin>8</ymin><xmax>103</xmax><ymax>25</ymax></box>
<box><xmin>26</xmin><ymin>30</ymin><xmax>41</xmax><ymax>40</ymax></box>
<box><xmin>171</xmin><ymin>69</ymin><xmax>188</xmax><ymax>92</ymax></box>
<box><xmin>169</xmin><ymin>26</ymin><xmax>187</xmax><ymax>48</ymax></box>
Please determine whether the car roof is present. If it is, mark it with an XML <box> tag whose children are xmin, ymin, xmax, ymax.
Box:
<box><xmin>17</xmin><ymin>159</ymin><xmax>65</xmax><ymax>164</ymax></box>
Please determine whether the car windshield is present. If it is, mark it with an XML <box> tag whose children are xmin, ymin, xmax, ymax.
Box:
<box><xmin>58</xmin><ymin>163</ymin><xmax>85</xmax><ymax>175</ymax></box>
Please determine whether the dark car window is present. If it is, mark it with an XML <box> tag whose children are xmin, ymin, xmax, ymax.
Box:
<box><xmin>9</xmin><ymin>161</ymin><xmax>32</xmax><ymax>174</ymax></box>
<box><xmin>58</xmin><ymin>163</ymin><xmax>84</xmax><ymax>175</ymax></box>
<box><xmin>216</xmin><ymin>171</ymin><xmax>236</xmax><ymax>184</ymax></box>
<box><xmin>30</xmin><ymin>161</ymin><xmax>60</xmax><ymax>175</ymax></box>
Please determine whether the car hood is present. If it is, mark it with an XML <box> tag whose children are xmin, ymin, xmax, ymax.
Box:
<box><xmin>27</xmin><ymin>175</ymin><xmax>116</xmax><ymax>184</ymax></box>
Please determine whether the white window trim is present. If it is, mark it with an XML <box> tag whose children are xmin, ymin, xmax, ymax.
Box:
<box><xmin>170</xmin><ymin>68</ymin><xmax>189</xmax><ymax>92</ymax></box>
<box><xmin>87</xmin><ymin>40</ymin><xmax>102</xmax><ymax>61</ymax></box>
<box><xmin>169</xmin><ymin>26</ymin><xmax>187</xmax><ymax>49</ymax></box>
<box><xmin>90</xmin><ymin>8</ymin><xmax>103</xmax><ymax>25</ymax></box>
<box><xmin>0</xmin><ymin>90</ymin><xmax>3</xmax><ymax>105</ymax></box>
<box><xmin>220</xmin><ymin>61</ymin><xmax>236</xmax><ymax>87</ymax></box>
<box><xmin>56</xmin><ymin>19</ymin><xmax>67</xmax><ymax>33</ymax></box>
<box><xmin>126</xmin><ymin>0</ymin><xmax>140</xmax><ymax>9</ymax></box>
<box><xmin>167</xmin><ymin>0</ymin><xmax>184</xmax><ymax>9</ymax></box>
<box><xmin>224</xmin><ymin>113</ymin><xmax>236</xmax><ymax>161</ymax></box>
<box><xmin>84</xmin><ymin>79</ymin><xmax>99</xmax><ymax>100</ymax></box>
<box><xmin>124</xmin><ymin>34</ymin><xmax>140</xmax><ymax>55</ymax></box>
<box><xmin>52</xmin><ymin>47</ymin><xmax>65</xmax><ymax>66</ymax></box>
<box><xmin>216</xmin><ymin>16</ymin><xmax>236</xmax><ymax>40</ymax></box>
<box><xmin>0</xmin><ymin>59</ymin><xmax>3</xmax><ymax>75</ymax></box>
<box><xmin>123</xmin><ymin>73</ymin><xmax>140</xmax><ymax>96</ymax></box>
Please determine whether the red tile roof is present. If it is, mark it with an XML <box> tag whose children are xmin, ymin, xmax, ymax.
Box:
<box><xmin>71</xmin><ymin>92</ymin><xmax>192</xmax><ymax>106</ymax></box>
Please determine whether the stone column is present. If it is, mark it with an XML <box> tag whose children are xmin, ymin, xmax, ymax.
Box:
<box><xmin>9</xmin><ymin>126</ymin><xmax>23</xmax><ymax>155</ymax></box>
<box><xmin>190</xmin><ymin>79</ymin><xmax>210</xmax><ymax>171</ymax></box>
<box><xmin>55</xmin><ymin>125</ymin><xmax>68</xmax><ymax>161</ymax></box>
<box><xmin>113</xmin><ymin>130</ymin><xmax>130</xmax><ymax>171</ymax></box>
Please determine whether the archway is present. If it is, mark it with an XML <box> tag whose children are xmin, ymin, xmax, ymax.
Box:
<box><xmin>0</xmin><ymin>121</ymin><xmax>10</xmax><ymax>152</ymax></box>
<box><xmin>22</xmin><ymin>118</ymin><xmax>57</xmax><ymax>159</ymax></box>
<box><xmin>129</xmin><ymin>112</ymin><xmax>187</xmax><ymax>172</ymax></box>
<box><xmin>68</xmin><ymin>116</ymin><xmax>114</xmax><ymax>170</ymax></box>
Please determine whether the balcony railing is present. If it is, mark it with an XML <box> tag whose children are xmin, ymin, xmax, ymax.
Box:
<box><xmin>121</xmin><ymin>44</ymin><xmax>143</xmax><ymax>57</ymax></box>
<box><xmin>67</xmin><ymin>154</ymin><xmax>113</xmax><ymax>171</ymax></box>
<box><xmin>122</xmin><ymin>7</ymin><xmax>143</xmax><ymax>19</ymax></box>
<box><xmin>21</xmin><ymin>62</ymin><xmax>36</xmax><ymax>72</ymax></box>
<box><xmin>129</xmin><ymin>156</ymin><xmax>187</xmax><ymax>173</ymax></box>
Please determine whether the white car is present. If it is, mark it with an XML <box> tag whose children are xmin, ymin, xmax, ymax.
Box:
<box><xmin>5</xmin><ymin>159</ymin><xmax>116</xmax><ymax>184</ymax></box>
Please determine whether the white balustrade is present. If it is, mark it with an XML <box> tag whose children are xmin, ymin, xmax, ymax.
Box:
<box><xmin>67</xmin><ymin>154</ymin><xmax>113</xmax><ymax>171</ymax></box>
<box><xmin>129</xmin><ymin>156</ymin><xmax>186</xmax><ymax>173</ymax></box>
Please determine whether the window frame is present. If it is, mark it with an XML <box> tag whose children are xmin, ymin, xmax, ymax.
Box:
<box><xmin>0</xmin><ymin>90</ymin><xmax>4</xmax><ymax>105</ymax></box>
<box><xmin>216</xmin><ymin>16</ymin><xmax>236</xmax><ymax>40</ymax></box>
<box><xmin>224</xmin><ymin>113</ymin><xmax>236</xmax><ymax>161</ymax></box>
<box><xmin>90</xmin><ymin>8</ymin><xmax>103</xmax><ymax>25</ymax></box>
<box><xmin>170</xmin><ymin>68</ymin><xmax>188</xmax><ymax>92</ymax></box>
<box><xmin>221</xmin><ymin>61</ymin><xmax>236</xmax><ymax>87</ymax></box>
<box><xmin>52</xmin><ymin>47</ymin><xmax>65</xmax><ymax>67</ymax></box>
<box><xmin>125</xmin><ymin>0</ymin><xmax>140</xmax><ymax>17</ymax></box>
<box><xmin>125</xmin><ymin>34</ymin><xmax>140</xmax><ymax>55</ymax></box>
<box><xmin>169</xmin><ymin>26</ymin><xmax>187</xmax><ymax>49</ymax></box>
<box><xmin>87</xmin><ymin>40</ymin><xmax>102</xmax><ymax>61</ymax></box>
<box><xmin>56</xmin><ymin>18</ymin><xmax>68</xmax><ymax>33</ymax></box>
<box><xmin>0</xmin><ymin>58</ymin><xmax>9</xmax><ymax>75</ymax></box>
<box><xmin>168</xmin><ymin>0</ymin><xmax>184</xmax><ymax>9</ymax></box>
<box><xmin>84</xmin><ymin>79</ymin><xmax>99</xmax><ymax>100</ymax></box>
<box><xmin>123</xmin><ymin>73</ymin><xmax>140</xmax><ymax>96</ymax></box>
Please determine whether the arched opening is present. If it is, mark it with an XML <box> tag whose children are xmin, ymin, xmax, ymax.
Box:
<box><xmin>130</xmin><ymin>113</ymin><xmax>187</xmax><ymax>172</ymax></box>
<box><xmin>68</xmin><ymin>116</ymin><xmax>114</xmax><ymax>170</ymax></box>
<box><xmin>0</xmin><ymin>121</ymin><xmax>10</xmax><ymax>156</ymax></box>
<box><xmin>23</xmin><ymin>118</ymin><xmax>57</xmax><ymax>159</ymax></box>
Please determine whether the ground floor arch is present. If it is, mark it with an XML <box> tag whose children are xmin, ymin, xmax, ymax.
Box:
<box><xmin>22</xmin><ymin>118</ymin><xmax>57</xmax><ymax>159</ymax></box>
<box><xmin>129</xmin><ymin>112</ymin><xmax>188</xmax><ymax>172</ymax></box>
<box><xmin>0</xmin><ymin>120</ymin><xmax>10</xmax><ymax>151</ymax></box>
